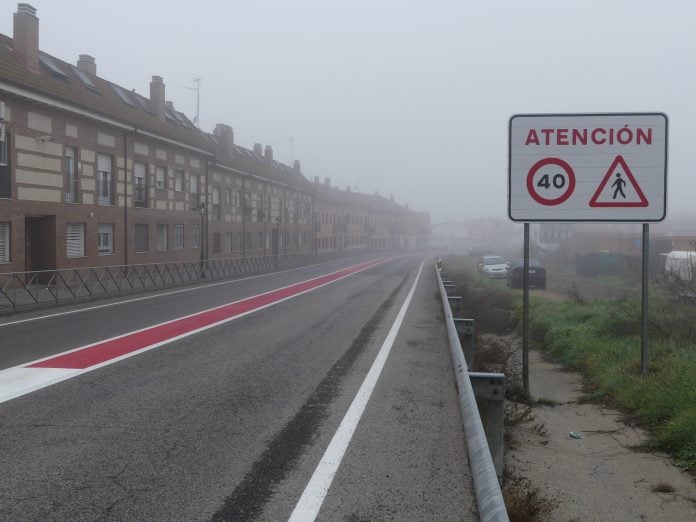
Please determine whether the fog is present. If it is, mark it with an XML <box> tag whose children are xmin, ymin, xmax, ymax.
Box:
<box><xmin>4</xmin><ymin>1</ymin><xmax>695</xmax><ymax>223</ymax></box>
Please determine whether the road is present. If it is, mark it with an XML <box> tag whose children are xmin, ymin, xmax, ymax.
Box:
<box><xmin>0</xmin><ymin>253</ymin><xmax>477</xmax><ymax>521</ymax></box>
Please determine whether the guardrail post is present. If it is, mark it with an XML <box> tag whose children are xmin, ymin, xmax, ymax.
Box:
<box><xmin>469</xmin><ymin>372</ymin><xmax>505</xmax><ymax>481</ymax></box>
<box><xmin>453</xmin><ymin>318</ymin><xmax>475</xmax><ymax>365</ymax></box>
<box><xmin>447</xmin><ymin>295</ymin><xmax>463</xmax><ymax>318</ymax></box>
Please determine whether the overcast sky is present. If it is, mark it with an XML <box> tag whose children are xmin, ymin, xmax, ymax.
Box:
<box><xmin>2</xmin><ymin>1</ymin><xmax>694</xmax><ymax>223</ymax></box>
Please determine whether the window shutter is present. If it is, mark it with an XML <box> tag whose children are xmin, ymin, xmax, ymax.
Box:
<box><xmin>66</xmin><ymin>223</ymin><xmax>84</xmax><ymax>258</ymax></box>
<box><xmin>0</xmin><ymin>222</ymin><xmax>9</xmax><ymax>262</ymax></box>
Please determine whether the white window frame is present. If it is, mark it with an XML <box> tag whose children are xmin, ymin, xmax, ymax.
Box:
<box><xmin>134</xmin><ymin>161</ymin><xmax>147</xmax><ymax>206</ymax></box>
<box><xmin>155</xmin><ymin>166</ymin><xmax>166</xmax><ymax>189</ymax></box>
<box><xmin>65</xmin><ymin>146</ymin><xmax>77</xmax><ymax>203</ymax></box>
<box><xmin>97</xmin><ymin>154</ymin><xmax>112</xmax><ymax>206</ymax></box>
<box><xmin>191</xmin><ymin>224</ymin><xmax>200</xmax><ymax>248</ymax></box>
<box><xmin>66</xmin><ymin>222</ymin><xmax>85</xmax><ymax>258</ymax></box>
<box><xmin>173</xmin><ymin>224</ymin><xmax>184</xmax><ymax>249</ymax></box>
<box><xmin>174</xmin><ymin>169</ymin><xmax>184</xmax><ymax>192</ymax></box>
<box><xmin>98</xmin><ymin>223</ymin><xmax>114</xmax><ymax>255</ymax></box>
<box><xmin>155</xmin><ymin>224</ymin><xmax>168</xmax><ymax>251</ymax></box>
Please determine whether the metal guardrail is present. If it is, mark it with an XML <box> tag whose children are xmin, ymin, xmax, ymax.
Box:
<box><xmin>0</xmin><ymin>252</ymin><xmax>333</xmax><ymax>311</ymax></box>
<box><xmin>435</xmin><ymin>259</ymin><xmax>509</xmax><ymax>522</ymax></box>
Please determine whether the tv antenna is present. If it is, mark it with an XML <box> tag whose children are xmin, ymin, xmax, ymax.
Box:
<box><xmin>183</xmin><ymin>76</ymin><xmax>201</xmax><ymax>127</ymax></box>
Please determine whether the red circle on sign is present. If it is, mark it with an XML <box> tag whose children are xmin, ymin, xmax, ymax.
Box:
<box><xmin>526</xmin><ymin>157</ymin><xmax>576</xmax><ymax>206</ymax></box>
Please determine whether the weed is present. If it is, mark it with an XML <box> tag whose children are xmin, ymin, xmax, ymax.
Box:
<box><xmin>502</xmin><ymin>475</ymin><xmax>554</xmax><ymax>522</ymax></box>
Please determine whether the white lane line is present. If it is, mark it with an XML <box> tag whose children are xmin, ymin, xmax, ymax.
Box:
<box><xmin>288</xmin><ymin>261</ymin><xmax>424</xmax><ymax>522</ymax></box>
<box><xmin>0</xmin><ymin>256</ymin><xmax>369</xmax><ymax>328</ymax></box>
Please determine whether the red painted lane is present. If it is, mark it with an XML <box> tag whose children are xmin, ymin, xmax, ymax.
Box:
<box><xmin>28</xmin><ymin>258</ymin><xmax>388</xmax><ymax>370</ymax></box>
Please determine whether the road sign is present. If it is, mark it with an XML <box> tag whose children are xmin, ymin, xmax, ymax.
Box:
<box><xmin>508</xmin><ymin>113</ymin><xmax>668</xmax><ymax>222</ymax></box>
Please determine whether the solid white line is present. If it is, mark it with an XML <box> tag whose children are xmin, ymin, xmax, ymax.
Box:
<box><xmin>288</xmin><ymin>261</ymin><xmax>424</xmax><ymax>522</ymax></box>
<box><xmin>0</xmin><ymin>256</ymin><xmax>370</xmax><ymax>328</ymax></box>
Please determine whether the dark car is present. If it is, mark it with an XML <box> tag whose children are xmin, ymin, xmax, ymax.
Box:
<box><xmin>506</xmin><ymin>259</ymin><xmax>546</xmax><ymax>289</ymax></box>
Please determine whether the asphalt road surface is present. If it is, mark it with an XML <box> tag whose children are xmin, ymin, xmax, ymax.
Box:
<box><xmin>0</xmin><ymin>253</ymin><xmax>477</xmax><ymax>521</ymax></box>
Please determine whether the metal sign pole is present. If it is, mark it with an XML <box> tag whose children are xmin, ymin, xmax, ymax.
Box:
<box><xmin>641</xmin><ymin>223</ymin><xmax>650</xmax><ymax>375</ymax></box>
<box><xmin>523</xmin><ymin>223</ymin><xmax>530</xmax><ymax>392</ymax></box>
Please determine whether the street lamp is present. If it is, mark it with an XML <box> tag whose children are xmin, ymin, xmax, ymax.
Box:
<box><xmin>199</xmin><ymin>200</ymin><xmax>207</xmax><ymax>277</ymax></box>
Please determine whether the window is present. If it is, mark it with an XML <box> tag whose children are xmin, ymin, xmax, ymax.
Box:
<box><xmin>65</xmin><ymin>146</ymin><xmax>78</xmax><ymax>203</ymax></box>
<box><xmin>225</xmin><ymin>232</ymin><xmax>233</xmax><ymax>253</ymax></box>
<box><xmin>66</xmin><ymin>223</ymin><xmax>85</xmax><ymax>258</ymax></box>
<box><xmin>174</xmin><ymin>169</ymin><xmax>184</xmax><ymax>192</ymax></box>
<box><xmin>212</xmin><ymin>233</ymin><xmax>221</xmax><ymax>254</ymax></box>
<box><xmin>0</xmin><ymin>222</ymin><xmax>10</xmax><ymax>262</ymax></box>
<box><xmin>135</xmin><ymin>224</ymin><xmax>149</xmax><ymax>252</ymax></box>
<box><xmin>236</xmin><ymin>232</ymin><xmax>242</xmax><ymax>251</ymax></box>
<box><xmin>134</xmin><ymin>162</ymin><xmax>148</xmax><ymax>207</ymax></box>
<box><xmin>243</xmin><ymin>193</ymin><xmax>251</xmax><ymax>221</ymax></box>
<box><xmin>98</xmin><ymin>223</ymin><xmax>114</xmax><ymax>255</ymax></box>
<box><xmin>212</xmin><ymin>187</ymin><xmax>220</xmax><ymax>221</ymax></box>
<box><xmin>156</xmin><ymin>166</ymin><xmax>166</xmax><ymax>189</ymax></box>
<box><xmin>257</xmin><ymin>232</ymin><xmax>264</xmax><ymax>250</ymax></box>
<box><xmin>234</xmin><ymin>190</ymin><xmax>241</xmax><ymax>207</ymax></box>
<box><xmin>156</xmin><ymin>224</ymin><xmax>168</xmax><ymax>251</ymax></box>
<box><xmin>225</xmin><ymin>189</ymin><xmax>231</xmax><ymax>206</ymax></box>
<box><xmin>173</xmin><ymin>224</ymin><xmax>184</xmax><ymax>249</ymax></box>
<box><xmin>190</xmin><ymin>174</ymin><xmax>199</xmax><ymax>210</ymax></box>
<box><xmin>97</xmin><ymin>154</ymin><xmax>113</xmax><ymax>205</ymax></box>
<box><xmin>0</xmin><ymin>132</ymin><xmax>11</xmax><ymax>198</ymax></box>
<box><xmin>191</xmin><ymin>224</ymin><xmax>200</xmax><ymax>248</ymax></box>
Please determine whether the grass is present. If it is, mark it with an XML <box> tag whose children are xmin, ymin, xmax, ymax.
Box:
<box><xmin>526</xmin><ymin>293</ymin><xmax>696</xmax><ymax>471</ymax></box>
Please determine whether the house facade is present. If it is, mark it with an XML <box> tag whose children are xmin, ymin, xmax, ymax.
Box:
<box><xmin>0</xmin><ymin>4</ymin><xmax>429</xmax><ymax>274</ymax></box>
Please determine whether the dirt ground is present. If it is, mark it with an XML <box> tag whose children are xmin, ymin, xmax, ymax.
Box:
<box><xmin>485</xmin><ymin>333</ymin><xmax>696</xmax><ymax>521</ymax></box>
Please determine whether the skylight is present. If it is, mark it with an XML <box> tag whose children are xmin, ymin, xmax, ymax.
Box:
<box><xmin>71</xmin><ymin>65</ymin><xmax>99</xmax><ymax>92</ymax></box>
<box><xmin>39</xmin><ymin>53</ymin><xmax>69</xmax><ymax>80</ymax></box>
<box><xmin>109</xmin><ymin>83</ymin><xmax>134</xmax><ymax>106</ymax></box>
<box><xmin>133</xmin><ymin>94</ymin><xmax>154</xmax><ymax>114</ymax></box>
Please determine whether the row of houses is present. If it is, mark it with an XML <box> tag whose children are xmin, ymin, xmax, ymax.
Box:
<box><xmin>0</xmin><ymin>4</ymin><xmax>429</xmax><ymax>274</ymax></box>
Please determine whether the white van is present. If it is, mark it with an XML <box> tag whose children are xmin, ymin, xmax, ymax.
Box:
<box><xmin>664</xmin><ymin>251</ymin><xmax>696</xmax><ymax>281</ymax></box>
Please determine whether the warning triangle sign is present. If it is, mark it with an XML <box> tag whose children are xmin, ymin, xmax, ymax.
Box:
<box><xmin>589</xmin><ymin>155</ymin><xmax>649</xmax><ymax>208</ymax></box>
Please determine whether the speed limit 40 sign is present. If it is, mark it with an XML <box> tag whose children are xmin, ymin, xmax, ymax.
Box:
<box><xmin>508</xmin><ymin>113</ymin><xmax>668</xmax><ymax>222</ymax></box>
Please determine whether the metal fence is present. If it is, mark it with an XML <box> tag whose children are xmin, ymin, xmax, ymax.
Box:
<box><xmin>435</xmin><ymin>258</ymin><xmax>508</xmax><ymax>522</ymax></box>
<box><xmin>0</xmin><ymin>252</ymin><xmax>334</xmax><ymax>311</ymax></box>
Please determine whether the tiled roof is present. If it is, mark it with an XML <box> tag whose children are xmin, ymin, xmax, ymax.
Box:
<box><xmin>0</xmin><ymin>34</ymin><xmax>213</xmax><ymax>152</ymax></box>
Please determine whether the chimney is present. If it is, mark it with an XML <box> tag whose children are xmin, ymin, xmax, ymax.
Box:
<box><xmin>324</xmin><ymin>177</ymin><xmax>331</xmax><ymax>186</ymax></box>
<box><xmin>313</xmin><ymin>176</ymin><xmax>320</xmax><ymax>183</ymax></box>
<box><xmin>213</xmin><ymin>124</ymin><xmax>234</xmax><ymax>154</ymax></box>
<box><xmin>405</xmin><ymin>203</ymin><xmax>409</xmax><ymax>209</ymax></box>
<box><xmin>264</xmin><ymin>145</ymin><xmax>273</xmax><ymax>161</ymax></box>
<box><xmin>374</xmin><ymin>190</ymin><xmax>379</xmax><ymax>196</ymax></box>
<box><xmin>149</xmin><ymin>75</ymin><xmax>166</xmax><ymax>121</ymax></box>
<box><xmin>390</xmin><ymin>194</ymin><xmax>394</xmax><ymax>202</ymax></box>
<box><xmin>293</xmin><ymin>160</ymin><xmax>301</xmax><ymax>173</ymax></box>
<box><xmin>253</xmin><ymin>143</ymin><xmax>263</xmax><ymax>156</ymax></box>
<box><xmin>346</xmin><ymin>186</ymin><xmax>351</xmax><ymax>193</ymax></box>
<box><xmin>77</xmin><ymin>54</ymin><xmax>96</xmax><ymax>75</ymax></box>
<box><xmin>13</xmin><ymin>4</ymin><xmax>39</xmax><ymax>71</ymax></box>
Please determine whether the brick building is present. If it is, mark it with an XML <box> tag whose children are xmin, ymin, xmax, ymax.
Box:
<box><xmin>0</xmin><ymin>4</ymin><xmax>429</xmax><ymax>274</ymax></box>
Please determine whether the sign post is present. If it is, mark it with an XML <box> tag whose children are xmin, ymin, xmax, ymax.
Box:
<box><xmin>509</xmin><ymin>113</ymin><xmax>668</xmax><ymax>386</ymax></box>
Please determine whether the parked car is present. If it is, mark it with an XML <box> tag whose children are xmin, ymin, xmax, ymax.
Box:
<box><xmin>506</xmin><ymin>259</ymin><xmax>546</xmax><ymax>289</ymax></box>
<box><xmin>476</xmin><ymin>255</ymin><xmax>509</xmax><ymax>279</ymax></box>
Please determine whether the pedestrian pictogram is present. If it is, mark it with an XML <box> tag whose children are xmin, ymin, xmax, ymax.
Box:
<box><xmin>588</xmin><ymin>155</ymin><xmax>648</xmax><ymax>208</ymax></box>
